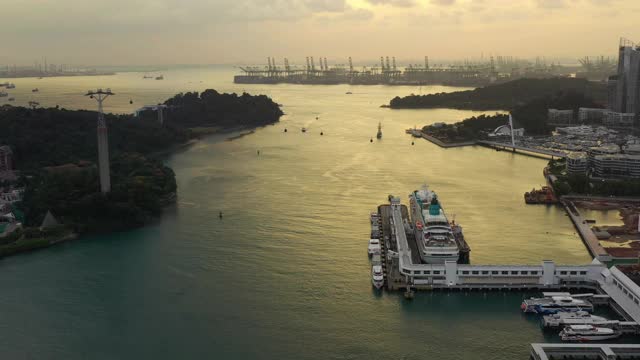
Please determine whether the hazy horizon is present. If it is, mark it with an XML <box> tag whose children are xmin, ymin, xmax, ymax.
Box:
<box><xmin>2</xmin><ymin>0</ymin><xmax>639</xmax><ymax>67</ymax></box>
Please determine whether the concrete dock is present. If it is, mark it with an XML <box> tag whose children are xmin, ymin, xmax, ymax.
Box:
<box><xmin>562</xmin><ymin>200</ymin><xmax>612</xmax><ymax>262</ymax></box>
<box><xmin>477</xmin><ymin>140</ymin><xmax>566</xmax><ymax>159</ymax></box>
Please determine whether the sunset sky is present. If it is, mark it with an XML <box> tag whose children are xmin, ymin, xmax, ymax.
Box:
<box><xmin>3</xmin><ymin>0</ymin><xmax>639</xmax><ymax>66</ymax></box>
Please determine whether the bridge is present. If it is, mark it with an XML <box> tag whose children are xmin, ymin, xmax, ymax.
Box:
<box><xmin>477</xmin><ymin>140</ymin><xmax>567</xmax><ymax>159</ymax></box>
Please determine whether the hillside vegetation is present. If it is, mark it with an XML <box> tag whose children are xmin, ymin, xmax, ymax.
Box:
<box><xmin>389</xmin><ymin>78</ymin><xmax>607</xmax><ymax>110</ymax></box>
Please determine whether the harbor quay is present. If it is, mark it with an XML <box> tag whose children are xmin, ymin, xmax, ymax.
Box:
<box><xmin>530</xmin><ymin>343</ymin><xmax>640</xmax><ymax>360</ymax></box>
<box><xmin>371</xmin><ymin>195</ymin><xmax>640</xmax><ymax>328</ymax></box>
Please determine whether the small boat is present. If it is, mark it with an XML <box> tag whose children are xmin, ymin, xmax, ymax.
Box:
<box><xmin>301</xmin><ymin>128</ymin><xmax>307</xmax><ymax>133</ymax></box>
<box><xmin>560</xmin><ymin>325</ymin><xmax>621</xmax><ymax>342</ymax></box>
<box><xmin>346</xmin><ymin>91</ymin><xmax>353</xmax><ymax>95</ymax></box>
<box><xmin>143</xmin><ymin>74</ymin><xmax>153</xmax><ymax>79</ymax></box>
<box><xmin>320</xmin><ymin>130</ymin><xmax>324</xmax><ymax>136</ymax></box>
<box><xmin>8</xmin><ymin>97</ymin><xmax>15</xmax><ymax>102</ymax></box>
<box><xmin>367</xmin><ymin>239</ymin><xmax>381</xmax><ymax>256</ymax></box>
<box><xmin>370</xmin><ymin>212</ymin><xmax>380</xmax><ymax>226</ymax></box>
<box><xmin>6</xmin><ymin>83</ymin><xmax>15</xmax><ymax>89</ymax></box>
<box><xmin>543</xmin><ymin>311</ymin><xmax>613</xmax><ymax>328</ymax></box>
<box><xmin>371</xmin><ymin>264</ymin><xmax>384</xmax><ymax>289</ymax></box>
<box><xmin>0</xmin><ymin>92</ymin><xmax>8</xmax><ymax>97</ymax></box>
<box><xmin>284</xmin><ymin>128</ymin><xmax>288</xmax><ymax>133</ymax></box>
<box><xmin>155</xmin><ymin>75</ymin><xmax>164</xmax><ymax>80</ymax></box>
<box><xmin>32</xmin><ymin>88</ymin><xmax>39</xmax><ymax>92</ymax></box>
<box><xmin>376</xmin><ymin>122</ymin><xmax>382</xmax><ymax>139</ymax></box>
<box><xmin>521</xmin><ymin>293</ymin><xmax>594</xmax><ymax>314</ymax></box>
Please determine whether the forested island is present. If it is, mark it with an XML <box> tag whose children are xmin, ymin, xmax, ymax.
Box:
<box><xmin>422</xmin><ymin>91</ymin><xmax>602</xmax><ymax>144</ymax></box>
<box><xmin>0</xmin><ymin>89</ymin><xmax>282</xmax><ymax>254</ymax></box>
<box><xmin>389</xmin><ymin>78</ymin><xmax>607</xmax><ymax>111</ymax></box>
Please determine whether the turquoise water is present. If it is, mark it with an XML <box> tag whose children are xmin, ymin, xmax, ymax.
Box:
<box><xmin>0</xmin><ymin>67</ymin><xmax>593</xmax><ymax>359</ymax></box>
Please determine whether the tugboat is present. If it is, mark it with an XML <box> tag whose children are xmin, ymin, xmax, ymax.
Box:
<box><xmin>376</xmin><ymin>122</ymin><xmax>382</xmax><ymax>139</ymax></box>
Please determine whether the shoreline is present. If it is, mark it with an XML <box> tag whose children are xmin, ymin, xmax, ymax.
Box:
<box><xmin>1</xmin><ymin>121</ymin><xmax>276</xmax><ymax>259</ymax></box>
<box><xmin>419</xmin><ymin>133</ymin><xmax>477</xmax><ymax>148</ymax></box>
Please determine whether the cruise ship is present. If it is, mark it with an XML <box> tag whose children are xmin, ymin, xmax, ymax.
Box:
<box><xmin>409</xmin><ymin>185</ymin><xmax>459</xmax><ymax>264</ymax></box>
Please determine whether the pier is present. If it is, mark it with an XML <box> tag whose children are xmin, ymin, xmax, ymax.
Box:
<box><xmin>372</xmin><ymin>195</ymin><xmax>640</xmax><ymax>328</ymax></box>
<box><xmin>530</xmin><ymin>343</ymin><xmax>640</xmax><ymax>360</ymax></box>
<box><xmin>561</xmin><ymin>200</ymin><xmax>612</xmax><ymax>262</ymax></box>
<box><xmin>477</xmin><ymin>140</ymin><xmax>567</xmax><ymax>159</ymax></box>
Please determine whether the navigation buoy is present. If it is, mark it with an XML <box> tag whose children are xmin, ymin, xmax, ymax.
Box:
<box><xmin>257</xmin><ymin>150</ymin><xmax>260</xmax><ymax>155</ymax></box>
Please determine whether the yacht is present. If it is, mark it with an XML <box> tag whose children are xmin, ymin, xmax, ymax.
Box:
<box><xmin>560</xmin><ymin>325</ymin><xmax>621</xmax><ymax>341</ymax></box>
<box><xmin>409</xmin><ymin>185</ymin><xmax>459</xmax><ymax>263</ymax></box>
<box><xmin>368</xmin><ymin>239</ymin><xmax>381</xmax><ymax>256</ymax></box>
<box><xmin>371</xmin><ymin>263</ymin><xmax>384</xmax><ymax>289</ymax></box>
<box><xmin>521</xmin><ymin>294</ymin><xmax>594</xmax><ymax>314</ymax></box>
<box><xmin>543</xmin><ymin>311</ymin><xmax>613</xmax><ymax>328</ymax></box>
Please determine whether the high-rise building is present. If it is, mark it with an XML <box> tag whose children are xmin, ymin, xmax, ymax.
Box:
<box><xmin>0</xmin><ymin>146</ymin><xmax>13</xmax><ymax>172</ymax></box>
<box><xmin>612</xmin><ymin>38</ymin><xmax>640</xmax><ymax>115</ymax></box>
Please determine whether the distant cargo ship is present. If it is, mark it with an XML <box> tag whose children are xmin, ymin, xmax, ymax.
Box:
<box><xmin>409</xmin><ymin>185</ymin><xmax>460</xmax><ymax>264</ymax></box>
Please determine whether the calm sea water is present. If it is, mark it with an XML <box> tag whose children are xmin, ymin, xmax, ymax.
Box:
<box><xmin>0</xmin><ymin>67</ymin><xmax>592</xmax><ymax>359</ymax></box>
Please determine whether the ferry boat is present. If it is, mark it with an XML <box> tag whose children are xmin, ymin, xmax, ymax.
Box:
<box><xmin>521</xmin><ymin>294</ymin><xmax>594</xmax><ymax>314</ymax></box>
<box><xmin>559</xmin><ymin>325</ymin><xmax>621</xmax><ymax>341</ymax></box>
<box><xmin>543</xmin><ymin>311</ymin><xmax>612</xmax><ymax>328</ymax></box>
<box><xmin>409</xmin><ymin>185</ymin><xmax>459</xmax><ymax>264</ymax></box>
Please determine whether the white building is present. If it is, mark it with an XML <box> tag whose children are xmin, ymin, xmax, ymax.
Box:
<box><xmin>566</xmin><ymin>152</ymin><xmax>588</xmax><ymax>175</ymax></box>
<box><xmin>603</xmin><ymin>111</ymin><xmax>636</xmax><ymax>127</ymax></box>
<box><xmin>578</xmin><ymin>107</ymin><xmax>609</xmax><ymax>123</ymax></box>
<box><xmin>592</xmin><ymin>153</ymin><xmax>640</xmax><ymax>178</ymax></box>
<box><xmin>548</xmin><ymin>109</ymin><xmax>574</xmax><ymax>124</ymax></box>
